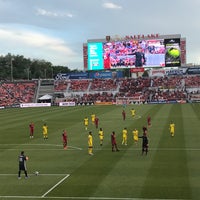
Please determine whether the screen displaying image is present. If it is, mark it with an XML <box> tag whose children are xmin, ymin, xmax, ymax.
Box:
<box><xmin>164</xmin><ymin>38</ymin><xmax>181</xmax><ymax>67</ymax></box>
<box><xmin>88</xmin><ymin>43</ymin><xmax>104</xmax><ymax>70</ymax></box>
<box><xmin>103</xmin><ymin>39</ymin><xmax>165</xmax><ymax>69</ymax></box>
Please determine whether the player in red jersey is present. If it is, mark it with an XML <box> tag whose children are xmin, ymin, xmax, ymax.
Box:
<box><xmin>62</xmin><ymin>130</ymin><xmax>67</xmax><ymax>150</ymax></box>
<box><xmin>111</xmin><ymin>131</ymin><xmax>119</xmax><ymax>152</ymax></box>
<box><xmin>122</xmin><ymin>110</ymin><xmax>126</xmax><ymax>121</ymax></box>
<box><xmin>29</xmin><ymin>122</ymin><xmax>34</xmax><ymax>138</ymax></box>
<box><xmin>94</xmin><ymin>116</ymin><xmax>99</xmax><ymax>129</ymax></box>
<box><xmin>147</xmin><ymin>115</ymin><xmax>151</xmax><ymax>127</ymax></box>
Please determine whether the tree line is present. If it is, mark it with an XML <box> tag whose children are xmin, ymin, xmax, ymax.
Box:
<box><xmin>0</xmin><ymin>53</ymin><xmax>79</xmax><ymax>81</ymax></box>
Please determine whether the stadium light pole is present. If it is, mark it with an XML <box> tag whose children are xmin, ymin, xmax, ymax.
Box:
<box><xmin>27</xmin><ymin>67</ymin><xmax>30</xmax><ymax>80</ymax></box>
<box><xmin>10</xmin><ymin>58</ymin><xmax>14</xmax><ymax>82</ymax></box>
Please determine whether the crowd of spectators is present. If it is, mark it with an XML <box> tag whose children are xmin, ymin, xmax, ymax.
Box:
<box><xmin>0</xmin><ymin>75</ymin><xmax>200</xmax><ymax>106</ymax></box>
<box><xmin>0</xmin><ymin>81</ymin><xmax>37</xmax><ymax>107</ymax></box>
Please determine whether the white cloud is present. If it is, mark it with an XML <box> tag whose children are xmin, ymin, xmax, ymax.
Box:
<box><xmin>102</xmin><ymin>2</ymin><xmax>122</xmax><ymax>9</ymax></box>
<box><xmin>36</xmin><ymin>8</ymin><xmax>73</xmax><ymax>18</ymax></box>
<box><xmin>0</xmin><ymin>26</ymin><xmax>79</xmax><ymax>66</ymax></box>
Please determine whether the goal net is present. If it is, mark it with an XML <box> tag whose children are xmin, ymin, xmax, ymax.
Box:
<box><xmin>116</xmin><ymin>96</ymin><xmax>144</xmax><ymax>105</ymax></box>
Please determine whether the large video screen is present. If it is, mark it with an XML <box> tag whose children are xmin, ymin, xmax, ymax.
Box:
<box><xmin>87</xmin><ymin>38</ymin><xmax>181</xmax><ymax>70</ymax></box>
<box><xmin>88</xmin><ymin>43</ymin><xmax>104</xmax><ymax>70</ymax></box>
<box><xmin>164</xmin><ymin>38</ymin><xmax>181</xmax><ymax>67</ymax></box>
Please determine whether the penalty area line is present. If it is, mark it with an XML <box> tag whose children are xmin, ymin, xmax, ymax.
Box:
<box><xmin>41</xmin><ymin>174</ymin><xmax>70</xmax><ymax>198</ymax></box>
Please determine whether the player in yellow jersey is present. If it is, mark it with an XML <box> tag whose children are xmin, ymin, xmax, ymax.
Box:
<box><xmin>98</xmin><ymin>128</ymin><xmax>104</xmax><ymax>146</ymax></box>
<box><xmin>122</xmin><ymin>127</ymin><xmax>128</xmax><ymax>145</ymax></box>
<box><xmin>91</xmin><ymin>113</ymin><xmax>95</xmax><ymax>124</ymax></box>
<box><xmin>42</xmin><ymin>123</ymin><xmax>48</xmax><ymax>139</ymax></box>
<box><xmin>169</xmin><ymin>121</ymin><xmax>175</xmax><ymax>137</ymax></box>
<box><xmin>133</xmin><ymin>128</ymin><xmax>139</xmax><ymax>144</ymax></box>
<box><xmin>84</xmin><ymin>117</ymin><xmax>89</xmax><ymax>130</ymax></box>
<box><xmin>130</xmin><ymin>108</ymin><xmax>136</xmax><ymax>118</ymax></box>
<box><xmin>88</xmin><ymin>131</ymin><xmax>93</xmax><ymax>155</ymax></box>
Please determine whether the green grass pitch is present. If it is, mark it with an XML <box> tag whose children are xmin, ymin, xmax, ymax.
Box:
<box><xmin>0</xmin><ymin>103</ymin><xmax>200</xmax><ymax>200</ymax></box>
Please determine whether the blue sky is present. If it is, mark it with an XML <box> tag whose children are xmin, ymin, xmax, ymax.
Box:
<box><xmin>0</xmin><ymin>0</ymin><xmax>199</xmax><ymax>70</ymax></box>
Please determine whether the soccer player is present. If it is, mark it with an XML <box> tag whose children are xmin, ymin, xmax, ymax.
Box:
<box><xmin>84</xmin><ymin>117</ymin><xmax>89</xmax><ymax>130</ymax></box>
<box><xmin>133</xmin><ymin>128</ymin><xmax>139</xmax><ymax>144</ymax></box>
<box><xmin>111</xmin><ymin>131</ymin><xmax>119</xmax><ymax>152</ymax></box>
<box><xmin>62</xmin><ymin>129</ymin><xmax>67</xmax><ymax>150</ymax></box>
<box><xmin>42</xmin><ymin>123</ymin><xmax>48</xmax><ymax>139</ymax></box>
<box><xmin>88</xmin><ymin>131</ymin><xmax>93</xmax><ymax>155</ymax></box>
<box><xmin>91</xmin><ymin>113</ymin><xmax>95</xmax><ymax>124</ymax></box>
<box><xmin>18</xmin><ymin>151</ymin><xmax>28</xmax><ymax>179</ymax></box>
<box><xmin>139</xmin><ymin>133</ymin><xmax>149</xmax><ymax>155</ymax></box>
<box><xmin>122</xmin><ymin>110</ymin><xmax>126</xmax><ymax>121</ymax></box>
<box><xmin>98</xmin><ymin>128</ymin><xmax>104</xmax><ymax>146</ymax></box>
<box><xmin>94</xmin><ymin>116</ymin><xmax>99</xmax><ymax>129</ymax></box>
<box><xmin>147</xmin><ymin>115</ymin><xmax>151</xmax><ymax>127</ymax></box>
<box><xmin>169</xmin><ymin>121</ymin><xmax>175</xmax><ymax>137</ymax></box>
<box><xmin>122</xmin><ymin>127</ymin><xmax>128</xmax><ymax>145</ymax></box>
<box><xmin>29</xmin><ymin>122</ymin><xmax>34</xmax><ymax>138</ymax></box>
<box><xmin>130</xmin><ymin>108</ymin><xmax>136</xmax><ymax>118</ymax></box>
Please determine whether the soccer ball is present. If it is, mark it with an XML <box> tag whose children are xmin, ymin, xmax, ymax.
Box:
<box><xmin>35</xmin><ymin>171</ymin><xmax>39</xmax><ymax>176</ymax></box>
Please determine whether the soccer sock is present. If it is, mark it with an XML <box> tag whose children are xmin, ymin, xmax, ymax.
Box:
<box><xmin>25</xmin><ymin>170</ymin><xmax>28</xmax><ymax>177</ymax></box>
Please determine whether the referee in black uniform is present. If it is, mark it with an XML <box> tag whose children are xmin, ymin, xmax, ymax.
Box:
<box><xmin>18</xmin><ymin>151</ymin><xmax>28</xmax><ymax>179</ymax></box>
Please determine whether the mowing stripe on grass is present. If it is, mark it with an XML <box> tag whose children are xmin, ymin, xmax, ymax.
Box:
<box><xmin>140</xmin><ymin>104</ymin><xmax>192</xmax><ymax>199</ymax></box>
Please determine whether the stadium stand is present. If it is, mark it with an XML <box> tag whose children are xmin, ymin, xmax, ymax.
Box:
<box><xmin>0</xmin><ymin>81</ymin><xmax>37</xmax><ymax>107</ymax></box>
<box><xmin>0</xmin><ymin>75</ymin><xmax>200</xmax><ymax>106</ymax></box>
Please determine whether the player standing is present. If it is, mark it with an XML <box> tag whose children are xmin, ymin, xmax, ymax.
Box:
<box><xmin>62</xmin><ymin>129</ymin><xmax>67</xmax><ymax>150</ymax></box>
<box><xmin>133</xmin><ymin>128</ymin><xmax>139</xmax><ymax>144</ymax></box>
<box><xmin>130</xmin><ymin>108</ymin><xmax>136</xmax><ymax>118</ymax></box>
<box><xmin>169</xmin><ymin>121</ymin><xmax>175</xmax><ymax>137</ymax></box>
<box><xmin>111</xmin><ymin>131</ymin><xmax>119</xmax><ymax>152</ymax></box>
<box><xmin>98</xmin><ymin>128</ymin><xmax>104</xmax><ymax>146</ymax></box>
<box><xmin>91</xmin><ymin>113</ymin><xmax>95</xmax><ymax>124</ymax></box>
<box><xmin>18</xmin><ymin>151</ymin><xmax>28</xmax><ymax>179</ymax></box>
<box><xmin>84</xmin><ymin>117</ymin><xmax>89</xmax><ymax>130</ymax></box>
<box><xmin>94</xmin><ymin>116</ymin><xmax>99</xmax><ymax>129</ymax></box>
<box><xmin>122</xmin><ymin>110</ymin><xmax>126</xmax><ymax>121</ymax></box>
<box><xmin>42</xmin><ymin>123</ymin><xmax>48</xmax><ymax>139</ymax></box>
<box><xmin>139</xmin><ymin>133</ymin><xmax>149</xmax><ymax>155</ymax></box>
<box><xmin>29</xmin><ymin>122</ymin><xmax>34</xmax><ymax>138</ymax></box>
<box><xmin>122</xmin><ymin>127</ymin><xmax>128</xmax><ymax>145</ymax></box>
<box><xmin>88</xmin><ymin>131</ymin><xmax>93</xmax><ymax>155</ymax></box>
<box><xmin>147</xmin><ymin>115</ymin><xmax>151</xmax><ymax>127</ymax></box>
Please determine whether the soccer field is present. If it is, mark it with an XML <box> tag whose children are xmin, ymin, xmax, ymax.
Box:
<box><xmin>0</xmin><ymin>104</ymin><xmax>200</xmax><ymax>200</ymax></box>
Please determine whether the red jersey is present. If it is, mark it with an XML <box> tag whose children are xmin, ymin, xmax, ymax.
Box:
<box><xmin>29</xmin><ymin>123</ymin><xmax>34</xmax><ymax>135</ymax></box>
<box><xmin>122</xmin><ymin>110</ymin><xmax>126</xmax><ymax>120</ymax></box>
<box><xmin>94</xmin><ymin>117</ymin><xmax>99</xmax><ymax>128</ymax></box>
<box><xmin>111</xmin><ymin>133</ymin><xmax>117</xmax><ymax>145</ymax></box>
<box><xmin>62</xmin><ymin>131</ymin><xmax>67</xmax><ymax>142</ymax></box>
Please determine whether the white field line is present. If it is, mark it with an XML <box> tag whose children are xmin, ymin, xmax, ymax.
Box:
<box><xmin>1</xmin><ymin>144</ymin><xmax>82</xmax><ymax>150</ymax></box>
<box><xmin>0</xmin><ymin>196</ymin><xmax>183</xmax><ymax>200</ymax></box>
<box><xmin>1</xmin><ymin>146</ymin><xmax>200</xmax><ymax>151</ymax></box>
<box><xmin>41</xmin><ymin>174</ymin><xmax>70</xmax><ymax>198</ymax></box>
<box><xmin>0</xmin><ymin>174</ymin><xmax>68</xmax><ymax>176</ymax></box>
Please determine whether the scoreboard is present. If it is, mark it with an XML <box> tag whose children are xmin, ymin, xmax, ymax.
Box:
<box><xmin>83</xmin><ymin>34</ymin><xmax>186</xmax><ymax>70</ymax></box>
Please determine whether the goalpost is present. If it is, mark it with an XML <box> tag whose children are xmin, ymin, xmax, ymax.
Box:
<box><xmin>115</xmin><ymin>96</ymin><xmax>144</xmax><ymax>105</ymax></box>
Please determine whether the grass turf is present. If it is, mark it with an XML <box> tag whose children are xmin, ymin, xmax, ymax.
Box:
<box><xmin>0</xmin><ymin>103</ymin><xmax>199</xmax><ymax>199</ymax></box>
